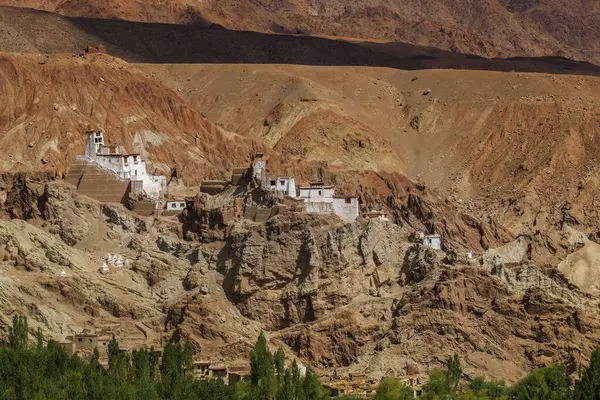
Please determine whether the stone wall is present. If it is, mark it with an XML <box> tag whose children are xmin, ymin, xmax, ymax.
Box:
<box><xmin>66</xmin><ymin>160</ymin><xmax>131</xmax><ymax>204</ymax></box>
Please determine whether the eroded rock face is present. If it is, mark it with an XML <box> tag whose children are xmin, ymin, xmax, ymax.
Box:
<box><xmin>1</xmin><ymin>177</ymin><xmax>600</xmax><ymax>384</ymax></box>
<box><xmin>219</xmin><ymin>214</ymin><xmax>411</xmax><ymax>330</ymax></box>
<box><xmin>212</xmin><ymin>211</ymin><xmax>600</xmax><ymax>382</ymax></box>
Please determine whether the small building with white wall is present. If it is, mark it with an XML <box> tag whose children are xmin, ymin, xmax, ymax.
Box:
<box><xmin>422</xmin><ymin>234</ymin><xmax>442</xmax><ymax>250</ymax></box>
<box><xmin>366</xmin><ymin>210</ymin><xmax>389</xmax><ymax>221</ymax></box>
<box><xmin>298</xmin><ymin>183</ymin><xmax>360</xmax><ymax>221</ymax></box>
<box><xmin>299</xmin><ymin>182</ymin><xmax>335</xmax><ymax>203</ymax></box>
<box><xmin>332</xmin><ymin>196</ymin><xmax>359</xmax><ymax>221</ymax></box>
<box><xmin>268</xmin><ymin>176</ymin><xmax>297</xmax><ymax>198</ymax></box>
<box><xmin>166</xmin><ymin>200</ymin><xmax>187</xmax><ymax>211</ymax></box>
<box><xmin>299</xmin><ymin>182</ymin><xmax>335</xmax><ymax>214</ymax></box>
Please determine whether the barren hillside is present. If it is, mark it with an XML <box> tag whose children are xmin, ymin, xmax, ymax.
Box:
<box><xmin>143</xmin><ymin>62</ymin><xmax>600</xmax><ymax>251</ymax></box>
<box><xmin>1</xmin><ymin>177</ymin><xmax>598</xmax><ymax>384</ymax></box>
<box><xmin>1</xmin><ymin>0</ymin><xmax>600</xmax><ymax>387</ymax></box>
<box><xmin>0</xmin><ymin>52</ymin><xmax>264</xmax><ymax>183</ymax></box>
<box><xmin>2</xmin><ymin>0</ymin><xmax>600</xmax><ymax>64</ymax></box>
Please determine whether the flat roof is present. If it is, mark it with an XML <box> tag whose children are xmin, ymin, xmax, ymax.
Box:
<box><xmin>333</xmin><ymin>195</ymin><xmax>357</xmax><ymax>199</ymax></box>
<box><xmin>299</xmin><ymin>185</ymin><xmax>334</xmax><ymax>189</ymax></box>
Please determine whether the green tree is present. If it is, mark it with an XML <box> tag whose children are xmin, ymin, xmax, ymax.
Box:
<box><xmin>291</xmin><ymin>360</ymin><xmax>303</xmax><ymax>399</ymax></box>
<box><xmin>107</xmin><ymin>335</ymin><xmax>119</xmax><ymax>373</ymax></box>
<box><xmin>63</xmin><ymin>370</ymin><xmax>87</xmax><ymax>400</ymax></box>
<box><xmin>7</xmin><ymin>315</ymin><xmax>28</xmax><ymax>350</ymax></box>
<box><xmin>131</xmin><ymin>348</ymin><xmax>150</xmax><ymax>382</ymax></box>
<box><xmin>160</xmin><ymin>341</ymin><xmax>184</xmax><ymax>398</ymax></box>
<box><xmin>250</xmin><ymin>332</ymin><xmax>276</xmax><ymax>400</ymax></box>
<box><xmin>302</xmin><ymin>369</ymin><xmax>328</xmax><ymax>400</ymax></box>
<box><xmin>374</xmin><ymin>378</ymin><xmax>414</xmax><ymax>400</ymax></box>
<box><xmin>183</xmin><ymin>339</ymin><xmax>195</xmax><ymax>374</ymax></box>
<box><xmin>462</xmin><ymin>377</ymin><xmax>508</xmax><ymax>400</ymax></box>
<box><xmin>421</xmin><ymin>369</ymin><xmax>450</xmax><ymax>400</ymax></box>
<box><xmin>575</xmin><ymin>348</ymin><xmax>600</xmax><ymax>400</ymax></box>
<box><xmin>277</xmin><ymin>369</ymin><xmax>294</xmax><ymax>400</ymax></box>
<box><xmin>447</xmin><ymin>354</ymin><xmax>462</xmax><ymax>398</ymax></box>
<box><xmin>274</xmin><ymin>346</ymin><xmax>285</xmax><ymax>382</ymax></box>
<box><xmin>509</xmin><ymin>365</ymin><xmax>572</xmax><ymax>400</ymax></box>
<box><xmin>35</xmin><ymin>328</ymin><xmax>43</xmax><ymax>350</ymax></box>
<box><xmin>421</xmin><ymin>355</ymin><xmax>463</xmax><ymax>400</ymax></box>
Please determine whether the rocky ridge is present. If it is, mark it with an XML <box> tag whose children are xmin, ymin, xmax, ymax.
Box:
<box><xmin>2</xmin><ymin>0</ymin><xmax>599</xmax><ymax>64</ymax></box>
<box><xmin>1</xmin><ymin>174</ymin><xmax>599</xmax><ymax>383</ymax></box>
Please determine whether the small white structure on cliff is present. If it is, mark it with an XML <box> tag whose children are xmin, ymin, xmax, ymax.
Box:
<box><xmin>251</xmin><ymin>153</ymin><xmax>297</xmax><ymax>197</ymax></box>
<box><xmin>166</xmin><ymin>200</ymin><xmax>187</xmax><ymax>211</ymax></box>
<box><xmin>299</xmin><ymin>182</ymin><xmax>335</xmax><ymax>203</ymax></box>
<box><xmin>366</xmin><ymin>210</ymin><xmax>389</xmax><ymax>221</ymax></box>
<box><xmin>299</xmin><ymin>182</ymin><xmax>358</xmax><ymax>221</ymax></box>
<box><xmin>268</xmin><ymin>177</ymin><xmax>297</xmax><ymax>198</ymax></box>
<box><xmin>422</xmin><ymin>234</ymin><xmax>442</xmax><ymax>250</ymax></box>
<box><xmin>248</xmin><ymin>154</ymin><xmax>359</xmax><ymax>222</ymax></box>
<box><xmin>332</xmin><ymin>196</ymin><xmax>359</xmax><ymax>221</ymax></box>
<box><xmin>81</xmin><ymin>130</ymin><xmax>166</xmax><ymax>200</ymax></box>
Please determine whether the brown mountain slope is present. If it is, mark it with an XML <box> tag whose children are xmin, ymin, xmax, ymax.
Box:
<box><xmin>1</xmin><ymin>178</ymin><xmax>598</xmax><ymax>383</ymax></box>
<box><xmin>2</xmin><ymin>0</ymin><xmax>600</xmax><ymax>64</ymax></box>
<box><xmin>1</xmin><ymin>5</ymin><xmax>599</xmax><ymax>78</ymax></box>
<box><xmin>144</xmin><ymin>62</ymin><xmax>600</xmax><ymax>257</ymax></box>
<box><xmin>0</xmin><ymin>52</ymin><xmax>263</xmax><ymax>183</ymax></box>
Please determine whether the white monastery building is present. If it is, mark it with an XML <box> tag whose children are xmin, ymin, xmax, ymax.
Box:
<box><xmin>422</xmin><ymin>234</ymin><xmax>442</xmax><ymax>250</ymax></box>
<box><xmin>332</xmin><ymin>196</ymin><xmax>360</xmax><ymax>221</ymax></box>
<box><xmin>166</xmin><ymin>200</ymin><xmax>187</xmax><ymax>211</ymax></box>
<box><xmin>268</xmin><ymin>176</ymin><xmax>297</xmax><ymax>198</ymax></box>
<box><xmin>298</xmin><ymin>182</ymin><xmax>358</xmax><ymax>221</ymax></box>
<box><xmin>247</xmin><ymin>153</ymin><xmax>359</xmax><ymax>222</ymax></box>
<box><xmin>82</xmin><ymin>130</ymin><xmax>166</xmax><ymax>200</ymax></box>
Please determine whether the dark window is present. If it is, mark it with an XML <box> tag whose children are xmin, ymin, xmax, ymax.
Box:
<box><xmin>78</xmin><ymin>338</ymin><xmax>83</xmax><ymax>342</ymax></box>
<box><xmin>89</xmin><ymin>339</ymin><xmax>93</xmax><ymax>343</ymax></box>
<box><xmin>270</xmin><ymin>180</ymin><xmax>276</xmax><ymax>186</ymax></box>
<box><xmin>280</xmin><ymin>180</ymin><xmax>285</xmax><ymax>185</ymax></box>
<box><xmin>171</xmin><ymin>204</ymin><xmax>176</xmax><ymax>208</ymax></box>
<box><xmin>180</xmin><ymin>203</ymin><xmax>185</xmax><ymax>207</ymax></box>
<box><xmin>345</xmin><ymin>198</ymin><xmax>351</xmax><ymax>204</ymax></box>
<box><xmin>96</xmin><ymin>132</ymin><xmax>101</xmax><ymax>137</ymax></box>
<box><xmin>318</xmin><ymin>190</ymin><xmax>322</xmax><ymax>196</ymax></box>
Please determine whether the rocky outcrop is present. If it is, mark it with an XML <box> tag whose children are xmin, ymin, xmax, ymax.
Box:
<box><xmin>219</xmin><ymin>214</ymin><xmax>411</xmax><ymax>330</ymax></box>
<box><xmin>1</xmin><ymin>177</ymin><xmax>600</xmax><ymax>384</ymax></box>
<box><xmin>214</xmin><ymin>211</ymin><xmax>600</xmax><ymax>382</ymax></box>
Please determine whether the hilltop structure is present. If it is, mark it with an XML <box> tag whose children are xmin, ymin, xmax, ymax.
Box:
<box><xmin>247</xmin><ymin>155</ymin><xmax>359</xmax><ymax>221</ymax></box>
<box><xmin>298</xmin><ymin>182</ymin><xmax>359</xmax><ymax>221</ymax></box>
<box><xmin>82</xmin><ymin>130</ymin><xmax>165</xmax><ymax>200</ymax></box>
<box><xmin>66</xmin><ymin>130</ymin><xmax>166</xmax><ymax>212</ymax></box>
